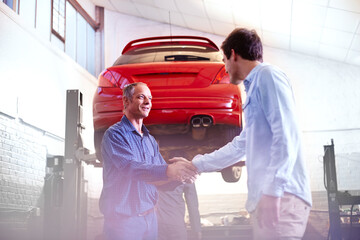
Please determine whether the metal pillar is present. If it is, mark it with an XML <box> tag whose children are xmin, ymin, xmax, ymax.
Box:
<box><xmin>323</xmin><ymin>139</ymin><xmax>342</xmax><ymax>240</ymax></box>
<box><xmin>44</xmin><ymin>155</ymin><xmax>64</xmax><ymax>240</ymax></box>
<box><xmin>43</xmin><ymin>90</ymin><xmax>99</xmax><ymax>240</ymax></box>
<box><xmin>61</xmin><ymin>89</ymin><xmax>87</xmax><ymax>240</ymax></box>
<box><xmin>323</xmin><ymin>139</ymin><xmax>360</xmax><ymax>239</ymax></box>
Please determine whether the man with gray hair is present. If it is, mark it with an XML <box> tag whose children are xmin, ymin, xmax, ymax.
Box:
<box><xmin>100</xmin><ymin>82</ymin><xmax>197</xmax><ymax>240</ymax></box>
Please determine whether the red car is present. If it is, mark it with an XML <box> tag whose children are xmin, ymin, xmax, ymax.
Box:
<box><xmin>93</xmin><ymin>36</ymin><xmax>244</xmax><ymax>182</ymax></box>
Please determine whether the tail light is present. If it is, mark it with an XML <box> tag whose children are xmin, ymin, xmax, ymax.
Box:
<box><xmin>212</xmin><ymin>66</ymin><xmax>230</xmax><ymax>84</ymax></box>
<box><xmin>98</xmin><ymin>69</ymin><xmax>131</xmax><ymax>88</ymax></box>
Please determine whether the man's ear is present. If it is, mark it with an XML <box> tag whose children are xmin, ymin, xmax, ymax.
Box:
<box><xmin>231</xmin><ymin>49</ymin><xmax>237</xmax><ymax>61</ymax></box>
<box><xmin>123</xmin><ymin>96</ymin><xmax>129</xmax><ymax>109</ymax></box>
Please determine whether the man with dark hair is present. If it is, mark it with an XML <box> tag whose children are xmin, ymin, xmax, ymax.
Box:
<box><xmin>221</xmin><ymin>28</ymin><xmax>263</xmax><ymax>63</ymax></box>
<box><xmin>100</xmin><ymin>82</ymin><xmax>197</xmax><ymax>240</ymax></box>
<box><xmin>172</xmin><ymin>28</ymin><xmax>312</xmax><ymax>239</ymax></box>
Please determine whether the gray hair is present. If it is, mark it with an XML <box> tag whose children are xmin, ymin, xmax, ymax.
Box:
<box><xmin>123</xmin><ymin>82</ymin><xmax>147</xmax><ymax>100</ymax></box>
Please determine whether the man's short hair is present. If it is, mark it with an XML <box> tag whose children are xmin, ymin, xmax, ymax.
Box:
<box><xmin>221</xmin><ymin>28</ymin><xmax>263</xmax><ymax>62</ymax></box>
<box><xmin>123</xmin><ymin>82</ymin><xmax>147</xmax><ymax>100</ymax></box>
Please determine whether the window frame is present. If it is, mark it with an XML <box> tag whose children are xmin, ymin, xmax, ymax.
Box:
<box><xmin>51</xmin><ymin>0</ymin><xmax>66</xmax><ymax>42</ymax></box>
<box><xmin>51</xmin><ymin>0</ymin><xmax>99</xmax><ymax>43</ymax></box>
<box><xmin>67</xmin><ymin>0</ymin><xmax>99</xmax><ymax>30</ymax></box>
<box><xmin>3</xmin><ymin>0</ymin><xmax>19</xmax><ymax>13</ymax></box>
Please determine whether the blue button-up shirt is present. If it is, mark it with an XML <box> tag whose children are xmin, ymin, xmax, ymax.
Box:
<box><xmin>99</xmin><ymin>116</ymin><xmax>168</xmax><ymax>217</ymax></box>
<box><xmin>193</xmin><ymin>63</ymin><xmax>312</xmax><ymax>212</ymax></box>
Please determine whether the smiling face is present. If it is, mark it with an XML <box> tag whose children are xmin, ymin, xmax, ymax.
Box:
<box><xmin>124</xmin><ymin>83</ymin><xmax>152</xmax><ymax>121</ymax></box>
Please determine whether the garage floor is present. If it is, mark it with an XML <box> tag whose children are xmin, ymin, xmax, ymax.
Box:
<box><xmin>88</xmin><ymin>191</ymin><xmax>360</xmax><ymax>240</ymax></box>
<box><xmin>189</xmin><ymin>211</ymin><xmax>360</xmax><ymax>240</ymax></box>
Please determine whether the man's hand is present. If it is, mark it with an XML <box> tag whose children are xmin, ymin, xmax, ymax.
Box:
<box><xmin>166</xmin><ymin>157</ymin><xmax>198</xmax><ymax>183</ymax></box>
<box><xmin>168</xmin><ymin>157</ymin><xmax>191</xmax><ymax>164</ymax></box>
<box><xmin>257</xmin><ymin>194</ymin><xmax>281</xmax><ymax>228</ymax></box>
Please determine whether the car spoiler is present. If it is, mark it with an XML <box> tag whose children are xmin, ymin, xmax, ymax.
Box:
<box><xmin>122</xmin><ymin>36</ymin><xmax>219</xmax><ymax>54</ymax></box>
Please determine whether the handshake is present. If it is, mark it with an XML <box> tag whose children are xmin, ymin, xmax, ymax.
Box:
<box><xmin>166</xmin><ymin>157</ymin><xmax>199</xmax><ymax>183</ymax></box>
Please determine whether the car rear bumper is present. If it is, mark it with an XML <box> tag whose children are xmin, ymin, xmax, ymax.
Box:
<box><xmin>93</xmin><ymin>84</ymin><xmax>242</xmax><ymax>130</ymax></box>
<box><xmin>93</xmin><ymin>107</ymin><xmax>241</xmax><ymax>131</ymax></box>
<box><xmin>147</xmin><ymin>108</ymin><xmax>241</xmax><ymax>125</ymax></box>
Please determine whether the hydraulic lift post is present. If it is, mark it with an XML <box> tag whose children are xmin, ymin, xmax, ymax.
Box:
<box><xmin>44</xmin><ymin>90</ymin><xmax>97</xmax><ymax>240</ymax></box>
<box><xmin>323</xmin><ymin>139</ymin><xmax>360</xmax><ymax>240</ymax></box>
<box><xmin>62</xmin><ymin>89</ymin><xmax>87</xmax><ymax>240</ymax></box>
<box><xmin>323</xmin><ymin>139</ymin><xmax>342</xmax><ymax>239</ymax></box>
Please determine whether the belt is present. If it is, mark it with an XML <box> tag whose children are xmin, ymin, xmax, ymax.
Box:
<box><xmin>138</xmin><ymin>208</ymin><xmax>154</xmax><ymax>217</ymax></box>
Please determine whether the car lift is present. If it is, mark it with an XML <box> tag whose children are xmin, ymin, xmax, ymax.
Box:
<box><xmin>44</xmin><ymin>90</ymin><xmax>99</xmax><ymax>240</ymax></box>
<box><xmin>323</xmin><ymin>139</ymin><xmax>360</xmax><ymax>240</ymax></box>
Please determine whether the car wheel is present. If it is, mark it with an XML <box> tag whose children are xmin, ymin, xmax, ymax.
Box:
<box><xmin>221</xmin><ymin>165</ymin><xmax>242</xmax><ymax>182</ymax></box>
<box><xmin>94</xmin><ymin>129</ymin><xmax>106</xmax><ymax>162</ymax></box>
<box><xmin>220</xmin><ymin>125</ymin><xmax>242</xmax><ymax>182</ymax></box>
<box><xmin>223</xmin><ymin>125</ymin><xmax>242</xmax><ymax>143</ymax></box>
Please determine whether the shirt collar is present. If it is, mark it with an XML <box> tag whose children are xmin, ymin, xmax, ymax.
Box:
<box><xmin>243</xmin><ymin>62</ymin><xmax>267</xmax><ymax>92</ymax></box>
<box><xmin>121</xmin><ymin>115</ymin><xmax>150</xmax><ymax>136</ymax></box>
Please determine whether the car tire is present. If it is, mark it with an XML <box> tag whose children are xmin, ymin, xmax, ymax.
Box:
<box><xmin>221</xmin><ymin>166</ymin><xmax>242</xmax><ymax>183</ymax></box>
<box><xmin>221</xmin><ymin>125</ymin><xmax>243</xmax><ymax>182</ymax></box>
<box><xmin>94</xmin><ymin>129</ymin><xmax>106</xmax><ymax>162</ymax></box>
<box><xmin>223</xmin><ymin>125</ymin><xmax>242</xmax><ymax>143</ymax></box>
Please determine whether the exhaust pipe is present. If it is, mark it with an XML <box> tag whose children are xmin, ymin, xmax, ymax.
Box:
<box><xmin>191</xmin><ymin>117</ymin><xmax>202</xmax><ymax>128</ymax></box>
<box><xmin>202</xmin><ymin>116</ymin><xmax>213</xmax><ymax>127</ymax></box>
<box><xmin>191</xmin><ymin>116</ymin><xmax>213</xmax><ymax>128</ymax></box>
<box><xmin>191</xmin><ymin>116</ymin><xmax>213</xmax><ymax>140</ymax></box>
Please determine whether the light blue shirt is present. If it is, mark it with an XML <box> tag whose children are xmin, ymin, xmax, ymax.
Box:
<box><xmin>193</xmin><ymin>63</ymin><xmax>312</xmax><ymax>212</ymax></box>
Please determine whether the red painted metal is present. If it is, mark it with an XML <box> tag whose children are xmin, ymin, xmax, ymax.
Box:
<box><xmin>122</xmin><ymin>35</ymin><xmax>219</xmax><ymax>54</ymax></box>
<box><xmin>93</xmin><ymin>36</ymin><xmax>242</xmax><ymax>133</ymax></box>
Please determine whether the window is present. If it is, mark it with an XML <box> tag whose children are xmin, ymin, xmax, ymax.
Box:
<box><xmin>65</xmin><ymin>2</ymin><xmax>76</xmax><ymax>60</ymax></box>
<box><xmin>4</xmin><ymin>0</ymin><xmax>100</xmax><ymax>76</ymax></box>
<box><xmin>76</xmin><ymin>14</ymin><xmax>87</xmax><ymax>69</ymax></box>
<box><xmin>65</xmin><ymin>1</ymin><xmax>97</xmax><ymax>75</ymax></box>
<box><xmin>2</xmin><ymin>0</ymin><xmax>19</xmax><ymax>12</ymax></box>
<box><xmin>51</xmin><ymin>0</ymin><xmax>66</xmax><ymax>41</ymax></box>
<box><xmin>86</xmin><ymin>25</ymin><xmax>95</xmax><ymax>75</ymax></box>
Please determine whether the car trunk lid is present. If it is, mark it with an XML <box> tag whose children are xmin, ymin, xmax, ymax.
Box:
<box><xmin>109</xmin><ymin>62</ymin><xmax>224</xmax><ymax>89</ymax></box>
